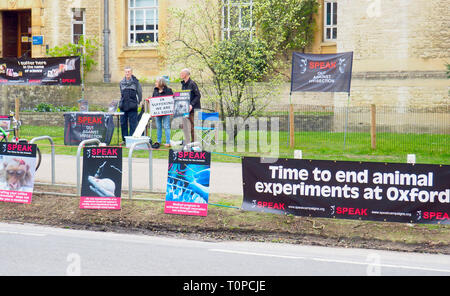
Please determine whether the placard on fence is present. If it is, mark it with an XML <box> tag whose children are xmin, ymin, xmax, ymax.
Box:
<box><xmin>242</xmin><ymin>157</ymin><xmax>449</xmax><ymax>224</ymax></box>
<box><xmin>80</xmin><ymin>147</ymin><xmax>123</xmax><ymax>210</ymax></box>
<box><xmin>164</xmin><ymin>149</ymin><xmax>211</xmax><ymax>216</ymax></box>
<box><xmin>0</xmin><ymin>142</ymin><xmax>37</xmax><ymax>204</ymax></box>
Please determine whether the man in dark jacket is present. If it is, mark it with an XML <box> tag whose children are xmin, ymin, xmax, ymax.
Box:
<box><xmin>180</xmin><ymin>68</ymin><xmax>201</xmax><ymax>143</ymax></box>
<box><xmin>119</xmin><ymin>66</ymin><xmax>143</xmax><ymax>143</ymax></box>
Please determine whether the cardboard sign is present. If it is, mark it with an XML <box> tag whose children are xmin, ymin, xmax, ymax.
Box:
<box><xmin>148</xmin><ymin>95</ymin><xmax>174</xmax><ymax>117</ymax></box>
<box><xmin>173</xmin><ymin>91</ymin><xmax>190</xmax><ymax>118</ymax></box>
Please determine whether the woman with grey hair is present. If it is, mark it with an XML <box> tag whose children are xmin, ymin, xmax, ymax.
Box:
<box><xmin>152</xmin><ymin>77</ymin><xmax>173</xmax><ymax>147</ymax></box>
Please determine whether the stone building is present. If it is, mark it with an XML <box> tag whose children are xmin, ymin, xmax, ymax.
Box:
<box><xmin>0</xmin><ymin>0</ymin><xmax>448</xmax><ymax>109</ymax></box>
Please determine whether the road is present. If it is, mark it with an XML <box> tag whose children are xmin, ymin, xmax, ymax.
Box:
<box><xmin>1</xmin><ymin>222</ymin><xmax>449</xmax><ymax>276</ymax></box>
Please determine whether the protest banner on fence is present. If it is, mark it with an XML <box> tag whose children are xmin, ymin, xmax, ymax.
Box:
<box><xmin>63</xmin><ymin>112</ymin><xmax>115</xmax><ymax>146</ymax></box>
<box><xmin>242</xmin><ymin>157</ymin><xmax>450</xmax><ymax>224</ymax></box>
<box><xmin>80</xmin><ymin>147</ymin><xmax>122</xmax><ymax>210</ymax></box>
<box><xmin>165</xmin><ymin>149</ymin><xmax>211</xmax><ymax>216</ymax></box>
<box><xmin>148</xmin><ymin>95</ymin><xmax>174</xmax><ymax>117</ymax></box>
<box><xmin>291</xmin><ymin>52</ymin><xmax>353</xmax><ymax>93</ymax></box>
<box><xmin>0</xmin><ymin>56</ymin><xmax>81</xmax><ymax>86</ymax></box>
<box><xmin>0</xmin><ymin>142</ymin><xmax>37</xmax><ymax>204</ymax></box>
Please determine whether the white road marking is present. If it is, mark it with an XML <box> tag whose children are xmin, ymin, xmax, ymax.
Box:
<box><xmin>209</xmin><ymin>249</ymin><xmax>450</xmax><ymax>274</ymax></box>
<box><xmin>0</xmin><ymin>230</ymin><xmax>47</xmax><ymax>237</ymax></box>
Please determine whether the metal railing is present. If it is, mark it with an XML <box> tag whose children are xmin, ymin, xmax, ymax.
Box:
<box><xmin>76</xmin><ymin>139</ymin><xmax>102</xmax><ymax>196</ymax></box>
<box><xmin>127</xmin><ymin>140</ymin><xmax>153</xmax><ymax>200</ymax></box>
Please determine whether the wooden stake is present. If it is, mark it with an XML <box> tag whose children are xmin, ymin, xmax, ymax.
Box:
<box><xmin>15</xmin><ymin>98</ymin><xmax>20</xmax><ymax>138</ymax></box>
<box><xmin>371</xmin><ymin>104</ymin><xmax>376</xmax><ymax>149</ymax></box>
<box><xmin>289</xmin><ymin>103</ymin><xmax>294</xmax><ymax>148</ymax></box>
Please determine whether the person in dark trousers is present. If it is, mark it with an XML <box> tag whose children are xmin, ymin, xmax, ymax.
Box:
<box><xmin>119</xmin><ymin>66</ymin><xmax>142</xmax><ymax>144</ymax></box>
<box><xmin>180</xmin><ymin>68</ymin><xmax>201</xmax><ymax>143</ymax></box>
<box><xmin>152</xmin><ymin>77</ymin><xmax>173</xmax><ymax>147</ymax></box>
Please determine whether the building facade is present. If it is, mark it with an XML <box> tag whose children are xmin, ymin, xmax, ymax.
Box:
<box><xmin>0</xmin><ymin>0</ymin><xmax>448</xmax><ymax>107</ymax></box>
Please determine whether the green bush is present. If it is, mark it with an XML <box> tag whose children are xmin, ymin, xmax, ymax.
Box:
<box><xmin>33</xmin><ymin>103</ymin><xmax>78</xmax><ymax>112</ymax></box>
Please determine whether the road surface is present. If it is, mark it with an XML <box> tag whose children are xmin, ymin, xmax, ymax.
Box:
<box><xmin>1</xmin><ymin>222</ymin><xmax>449</xmax><ymax>276</ymax></box>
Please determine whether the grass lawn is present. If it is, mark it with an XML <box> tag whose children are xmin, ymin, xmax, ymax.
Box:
<box><xmin>20</xmin><ymin>125</ymin><xmax>450</xmax><ymax>165</ymax></box>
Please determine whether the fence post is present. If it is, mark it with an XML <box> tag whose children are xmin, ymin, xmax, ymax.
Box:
<box><xmin>371</xmin><ymin>104</ymin><xmax>376</xmax><ymax>149</ymax></box>
<box><xmin>30</xmin><ymin>136</ymin><xmax>55</xmax><ymax>184</ymax></box>
<box><xmin>76</xmin><ymin>139</ymin><xmax>102</xmax><ymax>196</ymax></box>
<box><xmin>289</xmin><ymin>104</ymin><xmax>294</xmax><ymax>148</ymax></box>
<box><xmin>128</xmin><ymin>140</ymin><xmax>153</xmax><ymax>199</ymax></box>
<box><xmin>15</xmin><ymin>98</ymin><xmax>20</xmax><ymax>138</ymax></box>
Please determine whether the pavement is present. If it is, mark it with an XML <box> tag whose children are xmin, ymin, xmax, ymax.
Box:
<box><xmin>35</xmin><ymin>153</ymin><xmax>243</xmax><ymax>196</ymax></box>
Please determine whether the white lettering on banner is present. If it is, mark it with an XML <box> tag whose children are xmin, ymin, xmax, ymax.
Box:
<box><xmin>254</xmin><ymin>165</ymin><xmax>448</xmax><ymax>204</ymax></box>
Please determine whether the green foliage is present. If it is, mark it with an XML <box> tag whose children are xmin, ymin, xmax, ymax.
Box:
<box><xmin>213</xmin><ymin>35</ymin><xmax>273</xmax><ymax>84</ymax></box>
<box><xmin>166</xmin><ymin>0</ymin><xmax>319</xmax><ymax>138</ymax></box>
<box><xmin>253</xmin><ymin>0</ymin><xmax>319</xmax><ymax>52</ymax></box>
<box><xmin>210</xmin><ymin>33</ymin><xmax>283</xmax><ymax>127</ymax></box>
<box><xmin>47</xmin><ymin>36</ymin><xmax>100</xmax><ymax>81</ymax></box>
<box><xmin>33</xmin><ymin>103</ymin><xmax>78</xmax><ymax>112</ymax></box>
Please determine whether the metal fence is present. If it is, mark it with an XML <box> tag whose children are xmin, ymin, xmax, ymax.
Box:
<box><xmin>278</xmin><ymin>104</ymin><xmax>449</xmax><ymax>155</ymax></box>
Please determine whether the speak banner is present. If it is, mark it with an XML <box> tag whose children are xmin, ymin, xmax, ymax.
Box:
<box><xmin>290</xmin><ymin>52</ymin><xmax>353</xmax><ymax>93</ymax></box>
<box><xmin>164</xmin><ymin>149</ymin><xmax>211</xmax><ymax>216</ymax></box>
<box><xmin>0</xmin><ymin>56</ymin><xmax>81</xmax><ymax>86</ymax></box>
<box><xmin>64</xmin><ymin>112</ymin><xmax>115</xmax><ymax>146</ymax></box>
<box><xmin>80</xmin><ymin>147</ymin><xmax>122</xmax><ymax>210</ymax></box>
<box><xmin>0</xmin><ymin>142</ymin><xmax>37</xmax><ymax>204</ymax></box>
<box><xmin>242</xmin><ymin>157</ymin><xmax>450</xmax><ymax>224</ymax></box>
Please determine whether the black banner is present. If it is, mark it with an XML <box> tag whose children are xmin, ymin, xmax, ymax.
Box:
<box><xmin>80</xmin><ymin>147</ymin><xmax>122</xmax><ymax>210</ymax></box>
<box><xmin>290</xmin><ymin>52</ymin><xmax>353</xmax><ymax>93</ymax></box>
<box><xmin>64</xmin><ymin>112</ymin><xmax>115</xmax><ymax>146</ymax></box>
<box><xmin>242</xmin><ymin>157</ymin><xmax>450</xmax><ymax>224</ymax></box>
<box><xmin>0</xmin><ymin>56</ymin><xmax>81</xmax><ymax>85</ymax></box>
<box><xmin>0</xmin><ymin>142</ymin><xmax>37</xmax><ymax>204</ymax></box>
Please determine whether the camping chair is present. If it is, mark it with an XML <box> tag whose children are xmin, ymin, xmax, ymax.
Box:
<box><xmin>194</xmin><ymin>112</ymin><xmax>220</xmax><ymax>151</ymax></box>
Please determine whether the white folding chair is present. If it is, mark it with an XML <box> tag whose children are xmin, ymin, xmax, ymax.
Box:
<box><xmin>194</xmin><ymin>112</ymin><xmax>219</xmax><ymax>151</ymax></box>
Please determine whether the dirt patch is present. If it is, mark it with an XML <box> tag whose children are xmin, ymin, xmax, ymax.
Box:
<box><xmin>1</xmin><ymin>184</ymin><xmax>449</xmax><ymax>255</ymax></box>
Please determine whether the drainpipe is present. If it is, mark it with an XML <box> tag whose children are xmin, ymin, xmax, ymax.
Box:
<box><xmin>103</xmin><ymin>0</ymin><xmax>111</xmax><ymax>83</ymax></box>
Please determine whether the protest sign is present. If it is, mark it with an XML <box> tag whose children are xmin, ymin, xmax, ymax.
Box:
<box><xmin>165</xmin><ymin>149</ymin><xmax>211</xmax><ymax>216</ymax></box>
<box><xmin>0</xmin><ymin>142</ymin><xmax>37</xmax><ymax>204</ymax></box>
<box><xmin>242</xmin><ymin>157</ymin><xmax>449</xmax><ymax>224</ymax></box>
<box><xmin>80</xmin><ymin>146</ymin><xmax>122</xmax><ymax>210</ymax></box>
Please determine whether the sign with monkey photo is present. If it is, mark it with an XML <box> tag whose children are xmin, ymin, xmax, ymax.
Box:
<box><xmin>0</xmin><ymin>142</ymin><xmax>37</xmax><ymax>204</ymax></box>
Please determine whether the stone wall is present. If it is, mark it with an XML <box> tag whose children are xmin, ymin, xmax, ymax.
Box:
<box><xmin>338</xmin><ymin>0</ymin><xmax>450</xmax><ymax>72</ymax></box>
<box><xmin>0</xmin><ymin>85</ymin><xmax>81</xmax><ymax>114</ymax></box>
<box><xmin>1</xmin><ymin>73</ymin><xmax>447</xmax><ymax>115</ymax></box>
<box><xmin>19</xmin><ymin>112</ymin><xmax>66</xmax><ymax>127</ymax></box>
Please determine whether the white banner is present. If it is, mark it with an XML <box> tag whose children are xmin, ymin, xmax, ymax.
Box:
<box><xmin>148</xmin><ymin>95</ymin><xmax>174</xmax><ymax>117</ymax></box>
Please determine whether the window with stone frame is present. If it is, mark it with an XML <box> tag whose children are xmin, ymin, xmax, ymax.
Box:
<box><xmin>128</xmin><ymin>0</ymin><xmax>159</xmax><ymax>46</ymax></box>
<box><xmin>72</xmin><ymin>8</ymin><xmax>85</xmax><ymax>44</ymax></box>
<box><xmin>324</xmin><ymin>0</ymin><xmax>337</xmax><ymax>41</ymax></box>
<box><xmin>221</xmin><ymin>0</ymin><xmax>254</xmax><ymax>40</ymax></box>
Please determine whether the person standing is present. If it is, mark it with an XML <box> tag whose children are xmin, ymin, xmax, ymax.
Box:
<box><xmin>119</xmin><ymin>66</ymin><xmax>142</xmax><ymax>143</ymax></box>
<box><xmin>152</xmin><ymin>77</ymin><xmax>173</xmax><ymax>147</ymax></box>
<box><xmin>180</xmin><ymin>68</ymin><xmax>201</xmax><ymax>143</ymax></box>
